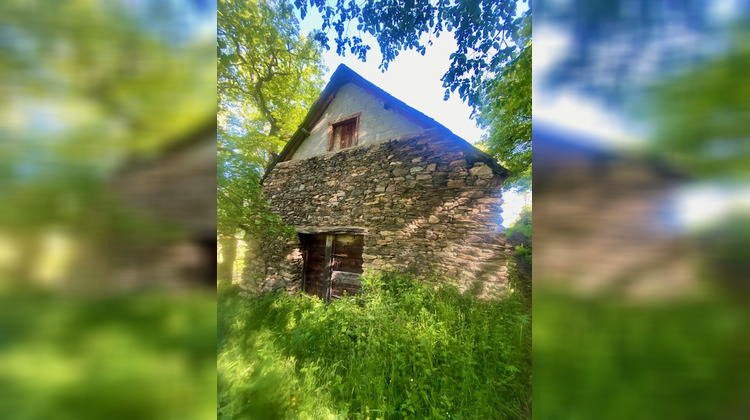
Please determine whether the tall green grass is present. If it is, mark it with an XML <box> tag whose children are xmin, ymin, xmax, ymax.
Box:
<box><xmin>218</xmin><ymin>272</ymin><xmax>531</xmax><ymax>419</ymax></box>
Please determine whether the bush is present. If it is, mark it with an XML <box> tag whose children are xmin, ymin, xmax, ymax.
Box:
<box><xmin>506</xmin><ymin>206</ymin><xmax>531</xmax><ymax>249</ymax></box>
<box><xmin>218</xmin><ymin>272</ymin><xmax>531</xmax><ymax>419</ymax></box>
<box><xmin>505</xmin><ymin>207</ymin><xmax>532</xmax><ymax>299</ymax></box>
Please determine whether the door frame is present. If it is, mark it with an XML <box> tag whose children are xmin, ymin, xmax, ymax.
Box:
<box><xmin>300</xmin><ymin>231</ymin><xmax>364</xmax><ymax>302</ymax></box>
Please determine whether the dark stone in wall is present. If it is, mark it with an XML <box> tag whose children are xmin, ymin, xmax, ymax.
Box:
<box><xmin>259</xmin><ymin>131</ymin><xmax>511</xmax><ymax>297</ymax></box>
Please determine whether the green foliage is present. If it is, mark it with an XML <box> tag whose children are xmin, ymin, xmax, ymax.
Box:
<box><xmin>513</xmin><ymin>244</ymin><xmax>531</xmax><ymax>264</ymax></box>
<box><xmin>217</xmin><ymin>0</ymin><xmax>325</xmax><ymax>238</ymax></box>
<box><xmin>218</xmin><ymin>0</ymin><xmax>325</xmax><ymax>141</ymax></box>
<box><xmin>293</xmin><ymin>0</ymin><xmax>527</xmax><ymax>112</ymax></box>
<box><xmin>0</xmin><ymin>291</ymin><xmax>217</xmax><ymax>420</ymax></box>
<box><xmin>505</xmin><ymin>206</ymin><xmax>531</xmax><ymax>297</ymax></box>
<box><xmin>218</xmin><ymin>272</ymin><xmax>531</xmax><ymax>419</ymax></box>
<box><xmin>0</xmin><ymin>1</ymin><xmax>214</xmax><ymax>230</ymax></box>
<box><xmin>478</xmin><ymin>16</ymin><xmax>531</xmax><ymax>187</ymax></box>
<box><xmin>506</xmin><ymin>205</ymin><xmax>531</xmax><ymax>266</ymax></box>
<box><xmin>506</xmin><ymin>206</ymin><xmax>532</xmax><ymax>248</ymax></box>
<box><xmin>0</xmin><ymin>2</ymin><xmax>215</xmax><ymax>155</ymax></box>
<box><xmin>648</xmin><ymin>27</ymin><xmax>750</xmax><ymax>180</ymax></box>
<box><xmin>533</xmin><ymin>292</ymin><xmax>748</xmax><ymax>419</ymax></box>
<box><xmin>695</xmin><ymin>212</ymin><xmax>750</xmax><ymax>299</ymax></box>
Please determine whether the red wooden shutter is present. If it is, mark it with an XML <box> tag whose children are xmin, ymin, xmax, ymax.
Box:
<box><xmin>330</xmin><ymin>117</ymin><xmax>358</xmax><ymax>151</ymax></box>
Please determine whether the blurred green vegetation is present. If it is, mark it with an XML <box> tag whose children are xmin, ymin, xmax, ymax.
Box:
<box><xmin>218</xmin><ymin>272</ymin><xmax>531</xmax><ymax>419</ymax></box>
<box><xmin>0</xmin><ymin>1</ymin><xmax>215</xmax><ymax>153</ymax></box>
<box><xmin>0</xmin><ymin>1</ymin><xmax>215</xmax><ymax>284</ymax></box>
<box><xmin>533</xmin><ymin>291</ymin><xmax>749</xmax><ymax>419</ymax></box>
<box><xmin>648</xmin><ymin>25</ymin><xmax>750</xmax><ymax>180</ymax></box>
<box><xmin>0</xmin><ymin>290</ymin><xmax>217</xmax><ymax>420</ymax></box>
<box><xmin>0</xmin><ymin>1</ymin><xmax>217</xmax><ymax>418</ymax></box>
<box><xmin>696</xmin><ymin>213</ymin><xmax>750</xmax><ymax>301</ymax></box>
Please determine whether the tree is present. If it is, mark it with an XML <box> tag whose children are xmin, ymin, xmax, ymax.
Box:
<box><xmin>648</xmin><ymin>28</ymin><xmax>750</xmax><ymax>180</ymax></box>
<box><xmin>294</xmin><ymin>0</ymin><xmax>527</xmax><ymax>110</ymax></box>
<box><xmin>0</xmin><ymin>1</ymin><xmax>215</xmax><ymax>284</ymax></box>
<box><xmin>217</xmin><ymin>0</ymin><xmax>325</xmax><ymax>239</ymax></box>
<box><xmin>477</xmin><ymin>14</ymin><xmax>531</xmax><ymax>188</ymax></box>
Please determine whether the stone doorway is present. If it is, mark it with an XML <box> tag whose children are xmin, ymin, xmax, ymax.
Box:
<box><xmin>300</xmin><ymin>233</ymin><xmax>363</xmax><ymax>301</ymax></box>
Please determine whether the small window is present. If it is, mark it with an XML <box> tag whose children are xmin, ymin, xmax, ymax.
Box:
<box><xmin>328</xmin><ymin>114</ymin><xmax>360</xmax><ymax>151</ymax></box>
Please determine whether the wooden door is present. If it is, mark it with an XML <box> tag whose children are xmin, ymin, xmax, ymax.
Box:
<box><xmin>329</xmin><ymin>234</ymin><xmax>364</xmax><ymax>299</ymax></box>
<box><xmin>301</xmin><ymin>234</ymin><xmax>328</xmax><ymax>299</ymax></box>
<box><xmin>301</xmin><ymin>233</ymin><xmax>363</xmax><ymax>301</ymax></box>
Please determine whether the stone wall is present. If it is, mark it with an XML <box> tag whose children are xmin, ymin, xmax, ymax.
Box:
<box><xmin>534</xmin><ymin>161</ymin><xmax>696</xmax><ymax>298</ymax></box>
<box><xmin>262</xmin><ymin>130</ymin><xmax>511</xmax><ymax>297</ymax></box>
<box><xmin>110</xmin><ymin>126</ymin><xmax>217</xmax><ymax>290</ymax></box>
<box><xmin>113</xmin><ymin>132</ymin><xmax>217</xmax><ymax>238</ymax></box>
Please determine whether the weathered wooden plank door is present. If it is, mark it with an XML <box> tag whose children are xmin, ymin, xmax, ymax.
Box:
<box><xmin>301</xmin><ymin>233</ymin><xmax>363</xmax><ymax>301</ymax></box>
<box><xmin>301</xmin><ymin>234</ymin><xmax>328</xmax><ymax>299</ymax></box>
<box><xmin>329</xmin><ymin>234</ymin><xmax>364</xmax><ymax>299</ymax></box>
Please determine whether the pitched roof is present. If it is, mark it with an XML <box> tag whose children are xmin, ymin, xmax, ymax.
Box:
<box><xmin>263</xmin><ymin>64</ymin><xmax>509</xmax><ymax>179</ymax></box>
<box><xmin>113</xmin><ymin>119</ymin><xmax>217</xmax><ymax>175</ymax></box>
<box><xmin>533</xmin><ymin>121</ymin><xmax>685</xmax><ymax>180</ymax></box>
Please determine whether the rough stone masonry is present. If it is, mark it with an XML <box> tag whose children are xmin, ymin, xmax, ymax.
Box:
<box><xmin>259</xmin><ymin>129</ymin><xmax>512</xmax><ymax>298</ymax></box>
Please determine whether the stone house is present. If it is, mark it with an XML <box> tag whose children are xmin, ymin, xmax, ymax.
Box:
<box><xmin>258</xmin><ymin>65</ymin><xmax>512</xmax><ymax>300</ymax></box>
<box><xmin>533</xmin><ymin>122</ymin><xmax>696</xmax><ymax>299</ymax></box>
<box><xmin>111</xmin><ymin>121</ymin><xmax>218</xmax><ymax>289</ymax></box>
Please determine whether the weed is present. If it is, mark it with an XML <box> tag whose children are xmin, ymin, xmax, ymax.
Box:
<box><xmin>218</xmin><ymin>272</ymin><xmax>531</xmax><ymax>419</ymax></box>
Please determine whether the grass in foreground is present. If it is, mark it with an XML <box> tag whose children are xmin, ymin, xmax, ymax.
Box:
<box><xmin>218</xmin><ymin>272</ymin><xmax>531</xmax><ymax>420</ymax></box>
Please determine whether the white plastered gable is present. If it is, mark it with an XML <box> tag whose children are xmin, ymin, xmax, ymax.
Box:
<box><xmin>290</xmin><ymin>82</ymin><xmax>425</xmax><ymax>160</ymax></box>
